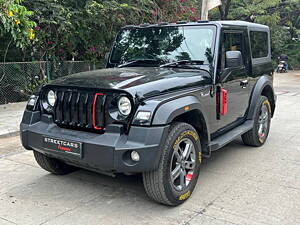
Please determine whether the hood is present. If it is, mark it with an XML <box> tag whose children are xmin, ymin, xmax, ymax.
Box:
<box><xmin>50</xmin><ymin>67</ymin><xmax>212</xmax><ymax>98</ymax></box>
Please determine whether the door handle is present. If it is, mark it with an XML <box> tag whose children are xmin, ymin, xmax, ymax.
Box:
<box><xmin>240</xmin><ymin>80</ymin><xmax>248</xmax><ymax>88</ymax></box>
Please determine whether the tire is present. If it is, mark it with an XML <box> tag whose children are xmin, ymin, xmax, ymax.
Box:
<box><xmin>143</xmin><ymin>122</ymin><xmax>201</xmax><ymax>206</ymax></box>
<box><xmin>33</xmin><ymin>151</ymin><xmax>77</xmax><ymax>175</ymax></box>
<box><xmin>242</xmin><ymin>96</ymin><xmax>271</xmax><ymax>147</ymax></box>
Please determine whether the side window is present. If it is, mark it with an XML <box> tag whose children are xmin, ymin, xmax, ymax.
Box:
<box><xmin>224</xmin><ymin>32</ymin><xmax>243</xmax><ymax>52</ymax></box>
<box><xmin>220</xmin><ymin>32</ymin><xmax>245</xmax><ymax>69</ymax></box>
<box><xmin>250</xmin><ymin>31</ymin><xmax>269</xmax><ymax>58</ymax></box>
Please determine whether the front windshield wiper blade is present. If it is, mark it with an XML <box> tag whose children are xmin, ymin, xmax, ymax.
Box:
<box><xmin>118</xmin><ymin>59</ymin><xmax>160</xmax><ymax>68</ymax></box>
<box><xmin>160</xmin><ymin>60</ymin><xmax>204</xmax><ymax>69</ymax></box>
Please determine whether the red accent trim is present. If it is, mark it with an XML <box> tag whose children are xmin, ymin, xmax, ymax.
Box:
<box><xmin>221</xmin><ymin>88</ymin><xmax>228</xmax><ymax>116</ymax></box>
<box><xmin>92</xmin><ymin>93</ymin><xmax>104</xmax><ymax>130</ymax></box>
<box><xmin>186</xmin><ymin>173</ymin><xmax>193</xmax><ymax>181</ymax></box>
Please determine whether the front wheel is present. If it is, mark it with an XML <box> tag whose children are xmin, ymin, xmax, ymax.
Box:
<box><xmin>143</xmin><ymin>122</ymin><xmax>201</xmax><ymax>206</ymax></box>
<box><xmin>34</xmin><ymin>151</ymin><xmax>78</xmax><ymax>175</ymax></box>
<box><xmin>242</xmin><ymin>96</ymin><xmax>272</xmax><ymax>147</ymax></box>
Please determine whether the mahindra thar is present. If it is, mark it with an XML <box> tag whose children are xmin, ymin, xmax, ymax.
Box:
<box><xmin>21</xmin><ymin>21</ymin><xmax>276</xmax><ymax>206</ymax></box>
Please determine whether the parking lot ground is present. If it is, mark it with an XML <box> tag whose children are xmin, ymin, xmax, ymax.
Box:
<box><xmin>0</xmin><ymin>72</ymin><xmax>299</xmax><ymax>225</ymax></box>
<box><xmin>0</xmin><ymin>102</ymin><xmax>26</xmax><ymax>137</ymax></box>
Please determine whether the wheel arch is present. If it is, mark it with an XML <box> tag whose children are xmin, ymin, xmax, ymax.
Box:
<box><xmin>152</xmin><ymin>96</ymin><xmax>211</xmax><ymax>152</ymax></box>
<box><xmin>261</xmin><ymin>85</ymin><xmax>276</xmax><ymax>117</ymax></box>
<box><xmin>247</xmin><ymin>76</ymin><xmax>276</xmax><ymax>120</ymax></box>
<box><xmin>172</xmin><ymin>109</ymin><xmax>210</xmax><ymax>154</ymax></box>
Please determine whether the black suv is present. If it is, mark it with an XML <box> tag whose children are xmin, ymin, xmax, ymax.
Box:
<box><xmin>21</xmin><ymin>21</ymin><xmax>276</xmax><ymax>206</ymax></box>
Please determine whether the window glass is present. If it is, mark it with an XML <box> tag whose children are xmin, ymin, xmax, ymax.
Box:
<box><xmin>221</xmin><ymin>32</ymin><xmax>245</xmax><ymax>69</ymax></box>
<box><xmin>111</xmin><ymin>26</ymin><xmax>216</xmax><ymax>65</ymax></box>
<box><xmin>224</xmin><ymin>33</ymin><xmax>243</xmax><ymax>53</ymax></box>
<box><xmin>250</xmin><ymin>31</ymin><xmax>269</xmax><ymax>58</ymax></box>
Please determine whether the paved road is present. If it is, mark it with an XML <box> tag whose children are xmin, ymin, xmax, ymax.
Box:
<box><xmin>0</xmin><ymin>102</ymin><xmax>26</xmax><ymax>137</ymax></box>
<box><xmin>0</xmin><ymin>72</ymin><xmax>299</xmax><ymax>225</ymax></box>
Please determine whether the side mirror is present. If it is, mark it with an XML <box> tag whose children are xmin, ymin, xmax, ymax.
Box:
<box><xmin>226</xmin><ymin>51</ymin><xmax>243</xmax><ymax>68</ymax></box>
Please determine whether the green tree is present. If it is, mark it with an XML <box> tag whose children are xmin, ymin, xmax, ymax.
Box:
<box><xmin>20</xmin><ymin>0</ymin><xmax>199</xmax><ymax>62</ymax></box>
<box><xmin>0</xmin><ymin>0</ymin><xmax>36</xmax><ymax>49</ymax></box>
<box><xmin>210</xmin><ymin>0</ymin><xmax>300</xmax><ymax>68</ymax></box>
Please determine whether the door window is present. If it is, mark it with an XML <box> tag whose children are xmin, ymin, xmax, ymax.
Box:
<box><xmin>220</xmin><ymin>32</ymin><xmax>246</xmax><ymax>70</ymax></box>
<box><xmin>250</xmin><ymin>31</ymin><xmax>269</xmax><ymax>58</ymax></box>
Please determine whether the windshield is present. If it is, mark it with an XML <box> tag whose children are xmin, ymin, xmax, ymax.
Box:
<box><xmin>110</xmin><ymin>25</ymin><xmax>216</xmax><ymax>66</ymax></box>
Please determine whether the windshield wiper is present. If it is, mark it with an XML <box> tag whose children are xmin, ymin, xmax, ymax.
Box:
<box><xmin>160</xmin><ymin>60</ymin><xmax>204</xmax><ymax>69</ymax></box>
<box><xmin>118</xmin><ymin>59</ymin><xmax>160</xmax><ymax>68</ymax></box>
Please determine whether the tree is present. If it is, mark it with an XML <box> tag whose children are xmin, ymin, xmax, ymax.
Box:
<box><xmin>218</xmin><ymin>0</ymin><xmax>231</xmax><ymax>19</ymax></box>
<box><xmin>0</xmin><ymin>0</ymin><xmax>36</xmax><ymax>49</ymax></box>
<box><xmin>20</xmin><ymin>0</ymin><xmax>200</xmax><ymax>62</ymax></box>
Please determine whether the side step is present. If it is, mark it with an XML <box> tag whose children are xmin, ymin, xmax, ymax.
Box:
<box><xmin>209</xmin><ymin>120</ymin><xmax>254</xmax><ymax>152</ymax></box>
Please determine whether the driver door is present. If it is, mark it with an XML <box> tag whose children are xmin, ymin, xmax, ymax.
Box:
<box><xmin>217</xmin><ymin>30</ymin><xmax>251</xmax><ymax>129</ymax></box>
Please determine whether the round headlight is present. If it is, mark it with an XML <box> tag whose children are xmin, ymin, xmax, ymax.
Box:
<box><xmin>118</xmin><ymin>96</ymin><xmax>132</xmax><ymax>116</ymax></box>
<box><xmin>47</xmin><ymin>90</ymin><xmax>56</xmax><ymax>107</ymax></box>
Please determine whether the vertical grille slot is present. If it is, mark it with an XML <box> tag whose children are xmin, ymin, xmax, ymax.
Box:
<box><xmin>86</xmin><ymin>94</ymin><xmax>93</xmax><ymax>129</ymax></box>
<box><xmin>92</xmin><ymin>93</ymin><xmax>105</xmax><ymax>130</ymax></box>
<box><xmin>53</xmin><ymin>89</ymin><xmax>105</xmax><ymax>131</ymax></box>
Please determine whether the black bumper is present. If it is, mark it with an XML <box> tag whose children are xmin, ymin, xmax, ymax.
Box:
<box><xmin>20</xmin><ymin>110</ymin><xmax>169</xmax><ymax>173</ymax></box>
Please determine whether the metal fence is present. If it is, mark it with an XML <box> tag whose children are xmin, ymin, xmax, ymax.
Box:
<box><xmin>0</xmin><ymin>61</ymin><xmax>104</xmax><ymax>104</ymax></box>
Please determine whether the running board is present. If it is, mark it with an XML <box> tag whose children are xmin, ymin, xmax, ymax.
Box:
<box><xmin>209</xmin><ymin>120</ymin><xmax>254</xmax><ymax>152</ymax></box>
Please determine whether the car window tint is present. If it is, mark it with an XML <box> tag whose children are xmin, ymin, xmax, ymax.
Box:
<box><xmin>224</xmin><ymin>33</ymin><xmax>243</xmax><ymax>53</ymax></box>
<box><xmin>221</xmin><ymin>32</ymin><xmax>245</xmax><ymax>69</ymax></box>
<box><xmin>250</xmin><ymin>31</ymin><xmax>269</xmax><ymax>58</ymax></box>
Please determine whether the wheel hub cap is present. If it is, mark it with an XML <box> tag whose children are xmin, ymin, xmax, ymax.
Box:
<box><xmin>258</xmin><ymin>104</ymin><xmax>269</xmax><ymax>141</ymax></box>
<box><xmin>170</xmin><ymin>138</ymin><xmax>196</xmax><ymax>191</ymax></box>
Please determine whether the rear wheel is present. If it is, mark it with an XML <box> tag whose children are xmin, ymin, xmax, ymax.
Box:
<box><xmin>242</xmin><ymin>96</ymin><xmax>271</xmax><ymax>147</ymax></box>
<box><xmin>33</xmin><ymin>151</ymin><xmax>77</xmax><ymax>175</ymax></box>
<box><xmin>143</xmin><ymin>122</ymin><xmax>201</xmax><ymax>206</ymax></box>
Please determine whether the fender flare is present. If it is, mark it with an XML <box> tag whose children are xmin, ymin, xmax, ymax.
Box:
<box><xmin>152</xmin><ymin>95</ymin><xmax>211</xmax><ymax>142</ymax></box>
<box><xmin>247</xmin><ymin>76</ymin><xmax>276</xmax><ymax>120</ymax></box>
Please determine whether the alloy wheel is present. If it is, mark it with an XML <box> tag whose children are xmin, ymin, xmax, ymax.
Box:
<box><xmin>170</xmin><ymin>138</ymin><xmax>196</xmax><ymax>191</ymax></box>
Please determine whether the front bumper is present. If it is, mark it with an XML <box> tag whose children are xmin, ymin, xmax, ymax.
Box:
<box><xmin>20</xmin><ymin>110</ymin><xmax>169</xmax><ymax>173</ymax></box>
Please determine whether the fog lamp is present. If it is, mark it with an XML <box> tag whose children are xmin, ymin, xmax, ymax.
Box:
<box><xmin>131</xmin><ymin>151</ymin><xmax>140</xmax><ymax>162</ymax></box>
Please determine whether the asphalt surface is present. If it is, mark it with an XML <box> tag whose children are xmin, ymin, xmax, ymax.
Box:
<box><xmin>0</xmin><ymin>72</ymin><xmax>299</xmax><ymax>225</ymax></box>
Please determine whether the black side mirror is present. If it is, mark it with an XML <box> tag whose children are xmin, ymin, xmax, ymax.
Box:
<box><xmin>226</xmin><ymin>51</ymin><xmax>243</xmax><ymax>68</ymax></box>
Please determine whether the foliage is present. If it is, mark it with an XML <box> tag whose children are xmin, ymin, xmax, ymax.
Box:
<box><xmin>1</xmin><ymin>0</ymin><xmax>299</xmax><ymax>68</ymax></box>
<box><xmin>19</xmin><ymin>0</ymin><xmax>199</xmax><ymax>63</ymax></box>
<box><xmin>210</xmin><ymin>0</ymin><xmax>300</xmax><ymax>68</ymax></box>
<box><xmin>0</xmin><ymin>0</ymin><xmax>36</xmax><ymax>49</ymax></box>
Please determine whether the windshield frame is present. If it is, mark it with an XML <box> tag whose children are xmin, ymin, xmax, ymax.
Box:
<box><xmin>108</xmin><ymin>24</ymin><xmax>218</xmax><ymax>67</ymax></box>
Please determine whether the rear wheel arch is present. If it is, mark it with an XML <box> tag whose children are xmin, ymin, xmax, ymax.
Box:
<box><xmin>261</xmin><ymin>85</ymin><xmax>275</xmax><ymax>117</ymax></box>
<box><xmin>247</xmin><ymin>76</ymin><xmax>276</xmax><ymax>120</ymax></box>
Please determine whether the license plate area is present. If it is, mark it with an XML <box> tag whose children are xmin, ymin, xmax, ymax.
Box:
<box><xmin>42</xmin><ymin>136</ymin><xmax>82</xmax><ymax>157</ymax></box>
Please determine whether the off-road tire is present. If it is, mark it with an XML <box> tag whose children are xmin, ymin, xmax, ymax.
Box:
<box><xmin>143</xmin><ymin>122</ymin><xmax>201</xmax><ymax>206</ymax></box>
<box><xmin>242</xmin><ymin>96</ymin><xmax>271</xmax><ymax>147</ymax></box>
<box><xmin>33</xmin><ymin>151</ymin><xmax>77</xmax><ymax>175</ymax></box>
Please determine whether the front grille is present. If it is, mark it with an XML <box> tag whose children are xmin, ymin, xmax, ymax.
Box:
<box><xmin>53</xmin><ymin>90</ymin><xmax>105</xmax><ymax>131</ymax></box>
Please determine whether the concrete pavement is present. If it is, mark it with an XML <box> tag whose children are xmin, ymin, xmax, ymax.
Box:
<box><xmin>0</xmin><ymin>102</ymin><xmax>26</xmax><ymax>138</ymax></box>
<box><xmin>0</xmin><ymin>72</ymin><xmax>299</xmax><ymax>225</ymax></box>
